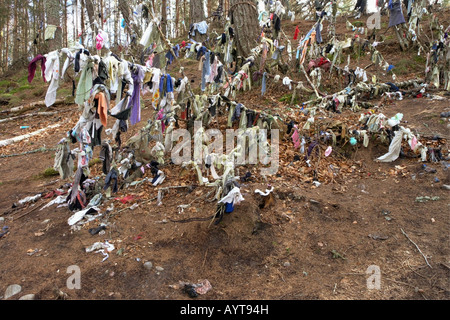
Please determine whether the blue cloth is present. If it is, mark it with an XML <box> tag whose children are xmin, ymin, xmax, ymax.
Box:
<box><xmin>165</xmin><ymin>45</ymin><xmax>180</xmax><ymax>66</ymax></box>
<box><xmin>386</xmin><ymin>82</ymin><xmax>399</xmax><ymax>92</ymax></box>
<box><xmin>166</xmin><ymin>74</ymin><xmax>173</xmax><ymax>93</ymax></box>
<box><xmin>316</xmin><ymin>23</ymin><xmax>322</xmax><ymax>44</ymax></box>
<box><xmin>193</xmin><ymin>21</ymin><xmax>208</xmax><ymax>36</ymax></box>
<box><xmin>159</xmin><ymin>74</ymin><xmax>165</xmax><ymax>95</ymax></box>
<box><xmin>196</xmin><ymin>46</ymin><xmax>207</xmax><ymax>60</ymax></box>
<box><xmin>388</xmin><ymin>1</ymin><xmax>406</xmax><ymax>27</ymax></box>
<box><xmin>158</xmin><ymin>74</ymin><xmax>174</xmax><ymax>97</ymax></box>
<box><xmin>231</xmin><ymin>103</ymin><xmax>242</xmax><ymax>121</ymax></box>
<box><xmin>201</xmin><ymin>51</ymin><xmax>211</xmax><ymax>92</ymax></box>
<box><xmin>261</xmin><ymin>72</ymin><xmax>267</xmax><ymax>96</ymax></box>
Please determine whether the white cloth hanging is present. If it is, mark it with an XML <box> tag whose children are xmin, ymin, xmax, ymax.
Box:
<box><xmin>44</xmin><ymin>50</ymin><xmax>60</xmax><ymax>107</ymax></box>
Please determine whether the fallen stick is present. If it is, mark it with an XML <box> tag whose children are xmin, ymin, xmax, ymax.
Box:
<box><xmin>0</xmin><ymin>97</ymin><xmax>68</xmax><ymax>115</ymax></box>
<box><xmin>13</xmin><ymin>202</ymin><xmax>46</xmax><ymax>220</ymax></box>
<box><xmin>0</xmin><ymin>123</ymin><xmax>61</xmax><ymax>147</ymax></box>
<box><xmin>157</xmin><ymin>185</ymin><xmax>194</xmax><ymax>191</ymax></box>
<box><xmin>0</xmin><ymin>108</ymin><xmax>73</xmax><ymax>124</ymax></box>
<box><xmin>0</xmin><ymin>146</ymin><xmax>57</xmax><ymax>158</ymax></box>
<box><xmin>401</xmin><ymin>228</ymin><xmax>432</xmax><ymax>268</ymax></box>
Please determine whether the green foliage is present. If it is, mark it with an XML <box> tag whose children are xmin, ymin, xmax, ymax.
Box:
<box><xmin>89</xmin><ymin>158</ymin><xmax>102</xmax><ymax>167</ymax></box>
<box><xmin>40</xmin><ymin>167</ymin><xmax>59</xmax><ymax>177</ymax></box>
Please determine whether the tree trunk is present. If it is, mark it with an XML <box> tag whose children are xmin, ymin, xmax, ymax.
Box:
<box><xmin>74</xmin><ymin>0</ymin><xmax>78</xmax><ymax>45</ymax></box>
<box><xmin>114</xmin><ymin>0</ymin><xmax>119</xmax><ymax>47</ymax></box>
<box><xmin>63</xmin><ymin>0</ymin><xmax>68</xmax><ymax>47</ymax></box>
<box><xmin>23</xmin><ymin>1</ymin><xmax>28</xmax><ymax>57</ymax></box>
<box><xmin>12</xmin><ymin>0</ymin><xmax>19</xmax><ymax>64</ymax></box>
<box><xmin>190</xmin><ymin>0</ymin><xmax>207</xmax><ymax>43</ymax></box>
<box><xmin>161</xmin><ymin>0</ymin><xmax>167</xmax><ymax>36</ymax></box>
<box><xmin>229</xmin><ymin>0</ymin><xmax>259</xmax><ymax>58</ymax></box>
<box><xmin>80</xmin><ymin>0</ymin><xmax>85</xmax><ymax>45</ymax></box>
<box><xmin>118</xmin><ymin>0</ymin><xmax>142</xmax><ymax>39</ymax></box>
<box><xmin>5</xmin><ymin>2</ymin><xmax>10</xmax><ymax>69</ymax></box>
<box><xmin>175</xmin><ymin>0</ymin><xmax>179</xmax><ymax>38</ymax></box>
<box><xmin>83</xmin><ymin>0</ymin><xmax>97</xmax><ymax>47</ymax></box>
<box><xmin>45</xmin><ymin>0</ymin><xmax>62</xmax><ymax>52</ymax></box>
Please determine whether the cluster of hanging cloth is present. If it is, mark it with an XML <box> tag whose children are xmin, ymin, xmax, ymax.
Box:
<box><xmin>25</xmin><ymin>0</ymin><xmax>448</xmax><ymax>218</ymax></box>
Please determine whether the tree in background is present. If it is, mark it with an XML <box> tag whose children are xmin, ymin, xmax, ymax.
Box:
<box><xmin>229</xmin><ymin>0</ymin><xmax>259</xmax><ymax>58</ymax></box>
<box><xmin>45</xmin><ymin>0</ymin><xmax>63</xmax><ymax>52</ymax></box>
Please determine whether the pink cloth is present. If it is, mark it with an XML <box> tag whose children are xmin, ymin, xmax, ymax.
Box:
<box><xmin>292</xmin><ymin>127</ymin><xmax>300</xmax><ymax>148</ymax></box>
<box><xmin>96</xmin><ymin>33</ymin><xmax>104</xmax><ymax>50</ymax></box>
<box><xmin>28</xmin><ymin>55</ymin><xmax>47</xmax><ymax>83</ymax></box>
<box><xmin>410</xmin><ymin>136</ymin><xmax>418</xmax><ymax>150</ymax></box>
<box><xmin>157</xmin><ymin>109</ymin><xmax>165</xmax><ymax>133</ymax></box>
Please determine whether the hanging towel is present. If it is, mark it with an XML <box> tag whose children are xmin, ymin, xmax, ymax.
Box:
<box><xmin>44</xmin><ymin>50</ymin><xmax>60</xmax><ymax>107</ymax></box>
<box><xmin>28</xmin><ymin>54</ymin><xmax>47</xmax><ymax>83</ymax></box>
<box><xmin>128</xmin><ymin>65</ymin><xmax>145</xmax><ymax>125</ymax></box>
<box><xmin>75</xmin><ymin>60</ymin><xmax>93</xmax><ymax>106</ymax></box>
<box><xmin>96</xmin><ymin>92</ymin><xmax>108</xmax><ymax>128</ymax></box>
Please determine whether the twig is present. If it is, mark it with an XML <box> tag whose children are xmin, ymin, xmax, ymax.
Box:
<box><xmin>202</xmin><ymin>249</ymin><xmax>208</xmax><ymax>268</ymax></box>
<box><xmin>158</xmin><ymin>185</ymin><xmax>194</xmax><ymax>191</ymax></box>
<box><xmin>400</xmin><ymin>228</ymin><xmax>432</xmax><ymax>269</ymax></box>
<box><xmin>384</xmin><ymin>277</ymin><xmax>416</xmax><ymax>288</ymax></box>
<box><xmin>300</xmin><ymin>64</ymin><xmax>320</xmax><ymax>99</ymax></box>
<box><xmin>13</xmin><ymin>202</ymin><xmax>46</xmax><ymax>220</ymax></box>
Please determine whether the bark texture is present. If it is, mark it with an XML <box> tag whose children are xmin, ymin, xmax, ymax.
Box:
<box><xmin>229</xmin><ymin>0</ymin><xmax>259</xmax><ymax>58</ymax></box>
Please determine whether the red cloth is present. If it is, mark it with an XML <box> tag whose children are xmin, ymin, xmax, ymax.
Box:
<box><xmin>306</xmin><ymin>57</ymin><xmax>331</xmax><ymax>73</ymax></box>
<box><xmin>317</xmin><ymin>57</ymin><xmax>329</xmax><ymax>67</ymax></box>
<box><xmin>293</xmin><ymin>26</ymin><xmax>300</xmax><ymax>40</ymax></box>
<box><xmin>28</xmin><ymin>54</ymin><xmax>47</xmax><ymax>83</ymax></box>
<box><xmin>115</xmin><ymin>195</ymin><xmax>134</xmax><ymax>204</ymax></box>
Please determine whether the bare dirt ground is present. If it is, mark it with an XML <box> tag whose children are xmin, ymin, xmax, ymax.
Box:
<box><xmin>0</xmin><ymin>9</ymin><xmax>449</xmax><ymax>303</ymax></box>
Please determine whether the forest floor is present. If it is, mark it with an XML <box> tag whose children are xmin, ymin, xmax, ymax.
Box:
<box><xmin>0</xmin><ymin>8</ymin><xmax>449</xmax><ymax>303</ymax></box>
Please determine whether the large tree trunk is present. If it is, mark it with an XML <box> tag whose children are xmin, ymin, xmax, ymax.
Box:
<box><xmin>229</xmin><ymin>0</ymin><xmax>259</xmax><ymax>58</ymax></box>
<box><xmin>45</xmin><ymin>0</ymin><xmax>62</xmax><ymax>52</ymax></box>
<box><xmin>190</xmin><ymin>0</ymin><xmax>207</xmax><ymax>43</ymax></box>
<box><xmin>83</xmin><ymin>0</ymin><xmax>97</xmax><ymax>47</ymax></box>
